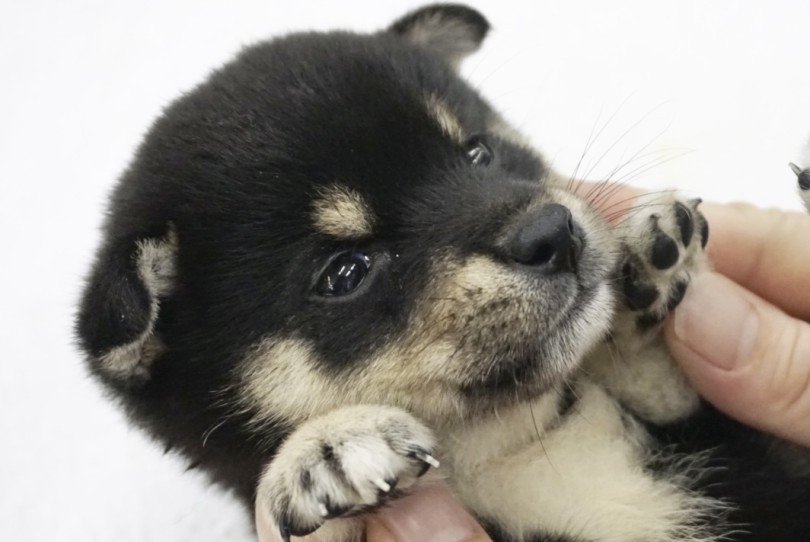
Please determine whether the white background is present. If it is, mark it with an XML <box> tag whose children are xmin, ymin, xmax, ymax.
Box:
<box><xmin>2</xmin><ymin>1</ymin><xmax>809</xmax><ymax>540</ymax></box>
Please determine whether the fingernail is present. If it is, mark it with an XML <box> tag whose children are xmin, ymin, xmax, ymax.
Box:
<box><xmin>672</xmin><ymin>272</ymin><xmax>759</xmax><ymax>370</ymax></box>
<box><xmin>374</xmin><ymin>485</ymin><xmax>487</xmax><ymax>542</ymax></box>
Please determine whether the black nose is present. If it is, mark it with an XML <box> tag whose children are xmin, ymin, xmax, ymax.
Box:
<box><xmin>506</xmin><ymin>204</ymin><xmax>584</xmax><ymax>272</ymax></box>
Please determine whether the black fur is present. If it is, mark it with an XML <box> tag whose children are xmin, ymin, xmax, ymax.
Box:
<box><xmin>647</xmin><ymin>405</ymin><xmax>810</xmax><ymax>541</ymax></box>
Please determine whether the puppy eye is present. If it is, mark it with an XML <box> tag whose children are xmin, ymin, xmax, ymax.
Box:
<box><xmin>316</xmin><ymin>251</ymin><xmax>371</xmax><ymax>297</ymax></box>
<box><xmin>466</xmin><ymin>137</ymin><xmax>492</xmax><ymax>166</ymax></box>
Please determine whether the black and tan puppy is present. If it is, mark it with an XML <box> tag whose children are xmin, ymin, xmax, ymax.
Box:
<box><xmin>77</xmin><ymin>5</ymin><xmax>810</xmax><ymax>541</ymax></box>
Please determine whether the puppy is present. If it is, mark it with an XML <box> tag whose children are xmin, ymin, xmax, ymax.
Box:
<box><xmin>77</xmin><ymin>5</ymin><xmax>810</xmax><ymax>541</ymax></box>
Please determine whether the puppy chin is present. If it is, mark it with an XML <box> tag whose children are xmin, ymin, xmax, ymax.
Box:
<box><xmin>463</xmin><ymin>281</ymin><xmax>615</xmax><ymax>405</ymax></box>
<box><xmin>569</xmin><ymin>281</ymin><xmax>616</xmax><ymax>358</ymax></box>
<box><xmin>535</xmin><ymin>281</ymin><xmax>617</xmax><ymax>390</ymax></box>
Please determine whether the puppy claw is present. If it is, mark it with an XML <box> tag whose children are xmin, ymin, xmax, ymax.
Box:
<box><xmin>651</xmin><ymin>229</ymin><xmax>679</xmax><ymax>270</ymax></box>
<box><xmin>374</xmin><ymin>478</ymin><xmax>393</xmax><ymax>493</ymax></box>
<box><xmin>414</xmin><ymin>450</ymin><xmax>441</xmax><ymax>469</ymax></box>
<box><xmin>674</xmin><ymin>202</ymin><xmax>694</xmax><ymax>247</ymax></box>
<box><xmin>318</xmin><ymin>502</ymin><xmax>330</xmax><ymax>517</ymax></box>
<box><xmin>790</xmin><ymin>162</ymin><xmax>810</xmax><ymax>190</ymax></box>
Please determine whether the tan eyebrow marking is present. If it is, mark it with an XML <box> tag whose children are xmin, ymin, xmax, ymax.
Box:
<box><xmin>426</xmin><ymin>94</ymin><xmax>464</xmax><ymax>142</ymax></box>
<box><xmin>311</xmin><ymin>185</ymin><xmax>375</xmax><ymax>239</ymax></box>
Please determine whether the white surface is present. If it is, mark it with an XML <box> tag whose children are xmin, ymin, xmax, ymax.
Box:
<box><xmin>2</xmin><ymin>1</ymin><xmax>809</xmax><ymax>540</ymax></box>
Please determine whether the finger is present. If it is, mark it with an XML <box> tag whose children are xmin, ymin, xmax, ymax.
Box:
<box><xmin>366</xmin><ymin>484</ymin><xmax>492</xmax><ymax>542</ymax></box>
<box><xmin>701</xmin><ymin>203</ymin><xmax>810</xmax><ymax>321</ymax></box>
<box><xmin>571</xmin><ymin>180</ymin><xmax>643</xmax><ymax>223</ymax></box>
<box><xmin>255</xmin><ymin>498</ymin><xmax>284</xmax><ymax>542</ymax></box>
<box><xmin>664</xmin><ymin>271</ymin><xmax>810</xmax><ymax>447</ymax></box>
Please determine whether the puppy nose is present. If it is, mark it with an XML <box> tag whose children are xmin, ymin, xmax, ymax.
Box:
<box><xmin>506</xmin><ymin>204</ymin><xmax>584</xmax><ymax>272</ymax></box>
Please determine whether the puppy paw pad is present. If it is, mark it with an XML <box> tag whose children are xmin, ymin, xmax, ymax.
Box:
<box><xmin>613</xmin><ymin>193</ymin><xmax>708</xmax><ymax>333</ymax></box>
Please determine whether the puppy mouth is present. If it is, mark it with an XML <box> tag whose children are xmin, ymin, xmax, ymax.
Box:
<box><xmin>461</xmin><ymin>282</ymin><xmax>605</xmax><ymax>397</ymax></box>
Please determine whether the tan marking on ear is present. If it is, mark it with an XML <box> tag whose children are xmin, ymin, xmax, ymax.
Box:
<box><xmin>98</xmin><ymin>227</ymin><xmax>178</xmax><ymax>380</ymax></box>
<box><xmin>426</xmin><ymin>94</ymin><xmax>464</xmax><ymax>142</ymax></box>
<box><xmin>311</xmin><ymin>186</ymin><xmax>374</xmax><ymax>239</ymax></box>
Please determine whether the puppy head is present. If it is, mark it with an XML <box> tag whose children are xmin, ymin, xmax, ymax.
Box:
<box><xmin>77</xmin><ymin>5</ymin><xmax>618</xmax><ymax>435</ymax></box>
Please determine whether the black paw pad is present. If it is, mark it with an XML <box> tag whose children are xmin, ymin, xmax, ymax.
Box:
<box><xmin>636</xmin><ymin>312</ymin><xmax>665</xmax><ymax>331</ymax></box>
<box><xmin>650</xmin><ymin>219</ymin><xmax>679</xmax><ymax>270</ymax></box>
<box><xmin>674</xmin><ymin>202</ymin><xmax>694</xmax><ymax>247</ymax></box>
<box><xmin>621</xmin><ymin>261</ymin><xmax>659</xmax><ymax>310</ymax></box>
<box><xmin>666</xmin><ymin>281</ymin><xmax>688</xmax><ymax>311</ymax></box>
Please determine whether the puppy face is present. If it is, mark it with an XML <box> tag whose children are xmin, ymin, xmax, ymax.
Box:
<box><xmin>78</xmin><ymin>6</ymin><xmax>618</xmax><ymax>445</ymax></box>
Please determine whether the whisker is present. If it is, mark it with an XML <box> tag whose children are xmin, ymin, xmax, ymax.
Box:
<box><xmin>569</xmin><ymin>94</ymin><xmax>636</xmax><ymax>187</ymax></box>
<box><xmin>581</xmin><ymin>100</ymin><xmax>671</xmax><ymax>182</ymax></box>
<box><xmin>599</xmin><ymin>122</ymin><xmax>677</xmax><ymax>184</ymax></box>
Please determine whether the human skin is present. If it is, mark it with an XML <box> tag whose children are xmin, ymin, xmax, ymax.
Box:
<box><xmin>257</xmin><ymin>184</ymin><xmax>810</xmax><ymax>542</ymax></box>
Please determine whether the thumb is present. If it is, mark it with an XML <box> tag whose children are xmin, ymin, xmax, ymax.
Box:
<box><xmin>256</xmin><ymin>484</ymin><xmax>492</xmax><ymax>542</ymax></box>
<box><xmin>366</xmin><ymin>484</ymin><xmax>492</xmax><ymax>542</ymax></box>
<box><xmin>664</xmin><ymin>271</ymin><xmax>810</xmax><ymax>447</ymax></box>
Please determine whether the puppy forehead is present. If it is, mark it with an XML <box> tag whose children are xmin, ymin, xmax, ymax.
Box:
<box><xmin>311</xmin><ymin>185</ymin><xmax>376</xmax><ymax>239</ymax></box>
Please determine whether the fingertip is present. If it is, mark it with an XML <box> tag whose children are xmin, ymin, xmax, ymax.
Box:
<box><xmin>255</xmin><ymin>499</ymin><xmax>284</xmax><ymax>542</ymax></box>
<box><xmin>371</xmin><ymin>484</ymin><xmax>492</xmax><ymax>542</ymax></box>
<box><xmin>366</xmin><ymin>518</ymin><xmax>397</xmax><ymax>542</ymax></box>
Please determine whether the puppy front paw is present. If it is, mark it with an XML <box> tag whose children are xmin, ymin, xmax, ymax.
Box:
<box><xmin>586</xmin><ymin>191</ymin><xmax>707</xmax><ymax>424</ymax></box>
<box><xmin>257</xmin><ymin>405</ymin><xmax>438</xmax><ymax>540</ymax></box>
<box><xmin>614</xmin><ymin>192</ymin><xmax>709</xmax><ymax>336</ymax></box>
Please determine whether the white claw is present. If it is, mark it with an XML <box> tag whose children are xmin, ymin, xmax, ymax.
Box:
<box><xmin>374</xmin><ymin>478</ymin><xmax>392</xmax><ymax>492</ymax></box>
<box><xmin>318</xmin><ymin>503</ymin><xmax>329</xmax><ymax>517</ymax></box>
<box><xmin>415</xmin><ymin>451</ymin><xmax>440</xmax><ymax>469</ymax></box>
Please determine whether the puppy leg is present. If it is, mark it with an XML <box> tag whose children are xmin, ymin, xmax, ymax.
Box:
<box><xmin>587</xmin><ymin>192</ymin><xmax>709</xmax><ymax>424</ymax></box>
<box><xmin>256</xmin><ymin>405</ymin><xmax>437</xmax><ymax>541</ymax></box>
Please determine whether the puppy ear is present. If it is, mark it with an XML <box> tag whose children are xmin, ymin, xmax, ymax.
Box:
<box><xmin>389</xmin><ymin>4</ymin><xmax>490</xmax><ymax>68</ymax></box>
<box><xmin>76</xmin><ymin>226</ymin><xmax>177</xmax><ymax>387</ymax></box>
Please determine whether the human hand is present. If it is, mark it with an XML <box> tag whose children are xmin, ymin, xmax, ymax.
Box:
<box><xmin>663</xmin><ymin>202</ymin><xmax>810</xmax><ymax>447</ymax></box>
